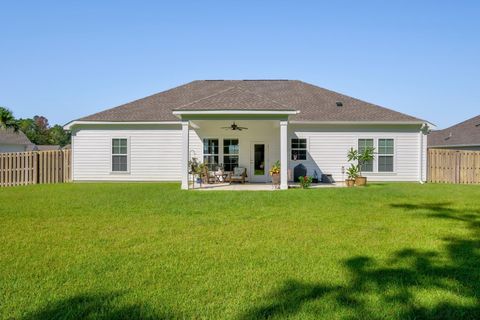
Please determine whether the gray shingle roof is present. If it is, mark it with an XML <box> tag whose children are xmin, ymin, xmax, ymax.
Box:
<box><xmin>35</xmin><ymin>145</ymin><xmax>61</xmax><ymax>151</ymax></box>
<box><xmin>78</xmin><ymin>80</ymin><xmax>423</xmax><ymax>122</ymax></box>
<box><xmin>428</xmin><ymin>115</ymin><xmax>480</xmax><ymax>147</ymax></box>
<box><xmin>175</xmin><ymin>86</ymin><xmax>293</xmax><ymax>111</ymax></box>
<box><xmin>0</xmin><ymin>128</ymin><xmax>32</xmax><ymax>146</ymax></box>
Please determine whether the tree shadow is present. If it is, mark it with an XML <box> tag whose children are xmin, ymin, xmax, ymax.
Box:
<box><xmin>239</xmin><ymin>202</ymin><xmax>480</xmax><ymax>319</ymax></box>
<box><xmin>21</xmin><ymin>291</ymin><xmax>178</xmax><ymax>320</ymax></box>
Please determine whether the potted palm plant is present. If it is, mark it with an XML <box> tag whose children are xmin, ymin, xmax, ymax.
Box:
<box><xmin>345</xmin><ymin>164</ymin><xmax>358</xmax><ymax>187</ymax></box>
<box><xmin>269</xmin><ymin>160</ymin><xmax>281</xmax><ymax>185</ymax></box>
<box><xmin>347</xmin><ymin>146</ymin><xmax>375</xmax><ymax>186</ymax></box>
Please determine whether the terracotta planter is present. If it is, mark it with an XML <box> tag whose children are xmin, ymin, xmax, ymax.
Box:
<box><xmin>345</xmin><ymin>179</ymin><xmax>355</xmax><ymax>187</ymax></box>
<box><xmin>271</xmin><ymin>173</ymin><xmax>280</xmax><ymax>185</ymax></box>
<box><xmin>355</xmin><ymin>176</ymin><xmax>367</xmax><ymax>186</ymax></box>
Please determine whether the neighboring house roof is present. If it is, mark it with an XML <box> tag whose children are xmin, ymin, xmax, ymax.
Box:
<box><xmin>35</xmin><ymin>145</ymin><xmax>61</xmax><ymax>151</ymax></box>
<box><xmin>76</xmin><ymin>80</ymin><xmax>424</xmax><ymax>123</ymax></box>
<box><xmin>0</xmin><ymin>128</ymin><xmax>33</xmax><ymax>146</ymax></box>
<box><xmin>428</xmin><ymin>115</ymin><xmax>480</xmax><ymax>148</ymax></box>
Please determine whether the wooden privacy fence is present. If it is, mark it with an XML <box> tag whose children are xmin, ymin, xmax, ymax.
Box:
<box><xmin>0</xmin><ymin>150</ymin><xmax>71</xmax><ymax>187</ymax></box>
<box><xmin>428</xmin><ymin>148</ymin><xmax>480</xmax><ymax>184</ymax></box>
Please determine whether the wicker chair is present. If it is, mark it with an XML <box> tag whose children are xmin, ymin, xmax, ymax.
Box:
<box><xmin>230</xmin><ymin>167</ymin><xmax>247</xmax><ymax>184</ymax></box>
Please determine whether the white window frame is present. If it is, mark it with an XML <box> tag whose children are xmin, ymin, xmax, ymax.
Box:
<box><xmin>357</xmin><ymin>137</ymin><xmax>397</xmax><ymax>174</ymax></box>
<box><xmin>203</xmin><ymin>138</ymin><xmax>220</xmax><ymax>170</ymax></box>
<box><xmin>291</xmin><ymin>137</ymin><xmax>308</xmax><ymax>161</ymax></box>
<box><xmin>110</xmin><ymin>137</ymin><xmax>130</xmax><ymax>174</ymax></box>
<box><xmin>223</xmin><ymin>138</ymin><xmax>240</xmax><ymax>172</ymax></box>
<box><xmin>357</xmin><ymin>138</ymin><xmax>375</xmax><ymax>172</ymax></box>
<box><xmin>377</xmin><ymin>138</ymin><xmax>395</xmax><ymax>173</ymax></box>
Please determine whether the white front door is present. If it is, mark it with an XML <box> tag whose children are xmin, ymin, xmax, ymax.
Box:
<box><xmin>250</xmin><ymin>142</ymin><xmax>268</xmax><ymax>183</ymax></box>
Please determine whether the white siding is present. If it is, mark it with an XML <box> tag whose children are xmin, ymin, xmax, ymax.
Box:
<box><xmin>71</xmin><ymin>122</ymin><xmax>425</xmax><ymax>183</ymax></box>
<box><xmin>288</xmin><ymin>124</ymin><xmax>425</xmax><ymax>182</ymax></box>
<box><xmin>72</xmin><ymin>124</ymin><xmax>182</xmax><ymax>181</ymax></box>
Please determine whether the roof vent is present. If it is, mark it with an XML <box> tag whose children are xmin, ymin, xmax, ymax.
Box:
<box><xmin>336</xmin><ymin>101</ymin><xmax>343</xmax><ymax>107</ymax></box>
<box><xmin>476</xmin><ymin>123</ymin><xmax>480</xmax><ymax>127</ymax></box>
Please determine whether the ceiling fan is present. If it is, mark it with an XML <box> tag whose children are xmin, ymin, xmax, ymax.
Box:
<box><xmin>221</xmin><ymin>122</ymin><xmax>248</xmax><ymax>131</ymax></box>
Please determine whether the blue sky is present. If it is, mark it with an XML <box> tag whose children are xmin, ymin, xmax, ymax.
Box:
<box><xmin>1</xmin><ymin>1</ymin><xmax>479</xmax><ymax>128</ymax></box>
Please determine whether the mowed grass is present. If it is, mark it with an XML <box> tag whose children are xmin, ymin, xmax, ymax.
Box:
<box><xmin>0</xmin><ymin>183</ymin><xmax>479</xmax><ymax>319</ymax></box>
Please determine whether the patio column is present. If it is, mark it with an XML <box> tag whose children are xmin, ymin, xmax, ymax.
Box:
<box><xmin>280</xmin><ymin>120</ymin><xmax>288</xmax><ymax>189</ymax></box>
<box><xmin>181</xmin><ymin>120</ymin><xmax>189</xmax><ymax>190</ymax></box>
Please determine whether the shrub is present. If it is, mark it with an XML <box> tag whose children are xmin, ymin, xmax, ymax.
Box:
<box><xmin>298</xmin><ymin>176</ymin><xmax>313</xmax><ymax>189</ymax></box>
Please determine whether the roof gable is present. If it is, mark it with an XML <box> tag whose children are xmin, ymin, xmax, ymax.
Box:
<box><xmin>174</xmin><ymin>86</ymin><xmax>294</xmax><ymax>111</ymax></box>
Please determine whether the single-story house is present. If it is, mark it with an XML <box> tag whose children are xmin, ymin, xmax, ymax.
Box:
<box><xmin>64</xmin><ymin>80</ymin><xmax>430</xmax><ymax>189</ymax></box>
<box><xmin>0</xmin><ymin>128</ymin><xmax>36</xmax><ymax>153</ymax></box>
<box><xmin>428</xmin><ymin>115</ymin><xmax>480</xmax><ymax>151</ymax></box>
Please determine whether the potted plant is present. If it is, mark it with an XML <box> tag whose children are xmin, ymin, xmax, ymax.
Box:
<box><xmin>298</xmin><ymin>175</ymin><xmax>313</xmax><ymax>189</ymax></box>
<box><xmin>347</xmin><ymin>146</ymin><xmax>375</xmax><ymax>186</ymax></box>
<box><xmin>269</xmin><ymin>160</ymin><xmax>281</xmax><ymax>185</ymax></box>
<box><xmin>189</xmin><ymin>158</ymin><xmax>206</xmax><ymax>186</ymax></box>
<box><xmin>345</xmin><ymin>164</ymin><xmax>358</xmax><ymax>187</ymax></box>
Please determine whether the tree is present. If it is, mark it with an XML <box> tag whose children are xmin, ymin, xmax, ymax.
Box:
<box><xmin>0</xmin><ymin>107</ymin><xmax>19</xmax><ymax>131</ymax></box>
<box><xmin>2</xmin><ymin>107</ymin><xmax>71</xmax><ymax>146</ymax></box>
<box><xmin>49</xmin><ymin>124</ymin><xmax>71</xmax><ymax>146</ymax></box>
<box><xmin>33</xmin><ymin>115</ymin><xmax>49</xmax><ymax>131</ymax></box>
<box><xmin>32</xmin><ymin>115</ymin><xmax>50</xmax><ymax>145</ymax></box>
<box><xmin>17</xmin><ymin>118</ymin><xmax>38</xmax><ymax>142</ymax></box>
<box><xmin>19</xmin><ymin>115</ymin><xmax>71</xmax><ymax>146</ymax></box>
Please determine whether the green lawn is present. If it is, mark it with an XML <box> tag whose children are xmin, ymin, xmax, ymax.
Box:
<box><xmin>1</xmin><ymin>183</ymin><xmax>479</xmax><ymax>319</ymax></box>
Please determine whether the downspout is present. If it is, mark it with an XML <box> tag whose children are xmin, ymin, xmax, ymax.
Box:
<box><xmin>419</xmin><ymin>131</ymin><xmax>423</xmax><ymax>184</ymax></box>
<box><xmin>418</xmin><ymin>123</ymin><xmax>427</xmax><ymax>184</ymax></box>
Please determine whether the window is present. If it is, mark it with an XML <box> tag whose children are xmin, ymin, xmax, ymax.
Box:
<box><xmin>291</xmin><ymin>138</ymin><xmax>307</xmax><ymax>160</ymax></box>
<box><xmin>223</xmin><ymin>139</ymin><xmax>239</xmax><ymax>171</ymax></box>
<box><xmin>112</xmin><ymin>138</ymin><xmax>128</xmax><ymax>172</ymax></box>
<box><xmin>203</xmin><ymin>139</ymin><xmax>219</xmax><ymax>170</ymax></box>
<box><xmin>378</xmin><ymin>139</ymin><xmax>394</xmax><ymax>172</ymax></box>
<box><xmin>358</xmin><ymin>139</ymin><xmax>374</xmax><ymax>172</ymax></box>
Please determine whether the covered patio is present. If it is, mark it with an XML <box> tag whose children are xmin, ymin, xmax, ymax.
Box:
<box><xmin>177</xmin><ymin>111</ymin><xmax>296</xmax><ymax>190</ymax></box>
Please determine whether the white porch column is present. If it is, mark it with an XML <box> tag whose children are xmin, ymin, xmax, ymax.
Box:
<box><xmin>181</xmin><ymin>120</ymin><xmax>189</xmax><ymax>190</ymax></box>
<box><xmin>280</xmin><ymin>120</ymin><xmax>288</xmax><ymax>189</ymax></box>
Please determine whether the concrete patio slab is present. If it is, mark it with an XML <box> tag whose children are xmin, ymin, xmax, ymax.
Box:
<box><xmin>190</xmin><ymin>182</ymin><xmax>345</xmax><ymax>191</ymax></box>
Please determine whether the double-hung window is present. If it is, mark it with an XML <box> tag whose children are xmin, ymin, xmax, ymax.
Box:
<box><xmin>223</xmin><ymin>139</ymin><xmax>239</xmax><ymax>171</ymax></box>
<box><xmin>357</xmin><ymin>138</ymin><xmax>395</xmax><ymax>172</ymax></box>
<box><xmin>112</xmin><ymin>138</ymin><xmax>128</xmax><ymax>172</ymax></box>
<box><xmin>291</xmin><ymin>138</ymin><xmax>307</xmax><ymax>160</ymax></box>
<box><xmin>358</xmin><ymin>139</ymin><xmax>374</xmax><ymax>172</ymax></box>
<box><xmin>378</xmin><ymin>139</ymin><xmax>394</xmax><ymax>172</ymax></box>
<box><xmin>203</xmin><ymin>139</ymin><xmax>219</xmax><ymax>170</ymax></box>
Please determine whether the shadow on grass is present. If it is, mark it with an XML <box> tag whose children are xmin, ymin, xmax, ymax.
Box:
<box><xmin>22</xmin><ymin>291</ymin><xmax>177</xmax><ymax>320</ymax></box>
<box><xmin>239</xmin><ymin>202</ymin><xmax>480</xmax><ymax>320</ymax></box>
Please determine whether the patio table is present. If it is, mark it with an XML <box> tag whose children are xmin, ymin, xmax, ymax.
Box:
<box><xmin>214</xmin><ymin>171</ymin><xmax>231</xmax><ymax>183</ymax></box>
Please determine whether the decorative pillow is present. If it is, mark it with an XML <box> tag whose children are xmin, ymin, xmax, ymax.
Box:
<box><xmin>234</xmin><ymin>167</ymin><xmax>244</xmax><ymax>175</ymax></box>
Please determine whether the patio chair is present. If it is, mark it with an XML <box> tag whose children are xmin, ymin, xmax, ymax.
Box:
<box><xmin>202</xmin><ymin>167</ymin><xmax>216</xmax><ymax>184</ymax></box>
<box><xmin>230</xmin><ymin>167</ymin><xmax>247</xmax><ymax>184</ymax></box>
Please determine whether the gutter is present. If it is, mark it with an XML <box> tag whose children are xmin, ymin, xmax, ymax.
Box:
<box><xmin>289</xmin><ymin>120</ymin><xmax>431</xmax><ymax>126</ymax></box>
<box><xmin>63</xmin><ymin>120</ymin><xmax>183</xmax><ymax>130</ymax></box>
